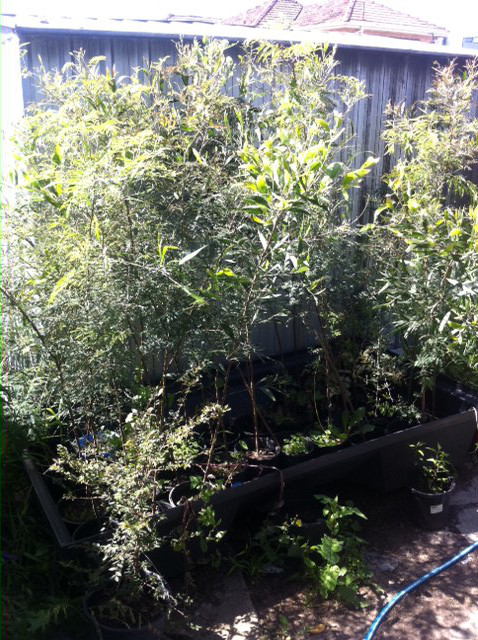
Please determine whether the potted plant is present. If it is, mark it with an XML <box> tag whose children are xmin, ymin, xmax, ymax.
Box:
<box><xmin>82</xmin><ymin>572</ymin><xmax>170</xmax><ymax>640</ymax></box>
<box><xmin>51</xmin><ymin>397</ymin><xmax>228</xmax><ymax>636</ymax></box>
<box><xmin>280</xmin><ymin>432</ymin><xmax>315</xmax><ymax>466</ymax></box>
<box><xmin>409</xmin><ymin>442</ymin><xmax>456</xmax><ymax>530</ymax></box>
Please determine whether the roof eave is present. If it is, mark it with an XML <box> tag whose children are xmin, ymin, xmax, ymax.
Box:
<box><xmin>302</xmin><ymin>19</ymin><xmax>448</xmax><ymax>37</ymax></box>
<box><xmin>4</xmin><ymin>14</ymin><xmax>476</xmax><ymax>58</ymax></box>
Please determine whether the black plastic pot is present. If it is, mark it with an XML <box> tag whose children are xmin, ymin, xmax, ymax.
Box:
<box><xmin>168</xmin><ymin>482</ymin><xmax>200</xmax><ymax>508</ymax></box>
<box><xmin>57</xmin><ymin>491</ymin><xmax>98</xmax><ymax>527</ymax></box>
<box><xmin>410</xmin><ymin>481</ymin><xmax>455</xmax><ymax>530</ymax></box>
<box><xmin>155</xmin><ymin>469</ymin><xmax>179</xmax><ymax>490</ymax></box>
<box><xmin>193</xmin><ymin>444</ymin><xmax>236</xmax><ymax>466</ymax></box>
<box><xmin>72</xmin><ymin>517</ymin><xmax>110</xmax><ymax>543</ymax></box>
<box><xmin>278</xmin><ymin>433</ymin><xmax>315</xmax><ymax>468</ymax></box>
<box><xmin>230</xmin><ymin>464</ymin><xmax>276</xmax><ymax>486</ymax></box>
<box><xmin>83</xmin><ymin>590</ymin><xmax>168</xmax><ymax>640</ymax></box>
<box><xmin>155</xmin><ymin>499</ymin><xmax>173</xmax><ymax>515</ymax></box>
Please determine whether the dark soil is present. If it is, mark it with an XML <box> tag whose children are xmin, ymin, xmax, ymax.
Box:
<box><xmin>247</xmin><ymin>449</ymin><xmax>278</xmax><ymax>462</ymax></box>
<box><xmin>58</xmin><ymin>497</ymin><xmax>97</xmax><ymax>524</ymax></box>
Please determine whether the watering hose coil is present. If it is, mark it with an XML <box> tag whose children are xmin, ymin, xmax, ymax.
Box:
<box><xmin>363</xmin><ymin>539</ymin><xmax>478</xmax><ymax>640</ymax></box>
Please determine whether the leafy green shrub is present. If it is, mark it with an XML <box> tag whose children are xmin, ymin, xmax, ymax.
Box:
<box><xmin>51</xmin><ymin>398</ymin><xmax>228</xmax><ymax>622</ymax></box>
<box><xmin>376</xmin><ymin>60</ymin><xmax>478</xmax><ymax>393</ymax></box>
<box><xmin>236</xmin><ymin>43</ymin><xmax>378</xmax><ymax>421</ymax></box>
<box><xmin>3</xmin><ymin>39</ymin><xmax>379</xmax><ymax>453</ymax></box>
<box><xmin>410</xmin><ymin>442</ymin><xmax>455</xmax><ymax>493</ymax></box>
<box><xmin>2</xmin><ymin>40</ymin><xmax>249</xmax><ymax>433</ymax></box>
<box><xmin>230</xmin><ymin>494</ymin><xmax>370</xmax><ymax>606</ymax></box>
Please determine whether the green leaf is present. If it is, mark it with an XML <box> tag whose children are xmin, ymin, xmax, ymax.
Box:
<box><xmin>360</xmin><ymin>156</ymin><xmax>379</xmax><ymax>170</ymax></box>
<box><xmin>215</xmin><ymin>268</ymin><xmax>235</xmax><ymax>277</ymax></box>
<box><xmin>178</xmin><ymin>245</ymin><xmax>206</xmax><ymax>265</ymax></box>
<box><xmin>91</xmin><ymin>214</ymin><xmax>101</xmax><ymax>241</ymax></box>
<box><xmin>377</xmin><ymin>282</ymin><xmax>390</xmax><ymax>295</ymax></box>
<box><xmin>342</xmin><ymin>172</ymin><xmax>356</xmax><ymax>188</ymax></box>
<box><xmin>325</xmin><ymin>162</ymin><xmax>342</xmax><ymax>180</ymax></box>
<box><xmin>191</xmin><ymin>148</ymin><xmax>206</xmax><ymax>165</ymax></box>
<box><xmin>181</xmin><ymin>286</ymin><xmax>206</xmax><ymax>306</ymax></box>
<box><xmin>258</xmin><ymin>231</ymin><xmax>268</xmax><ymax>251</ymax></box>
<box><xmin>317</xmin><ymin>535</ymin><xmax>343</xmax><ymax>564</ymax></box>
<box><xmin>321</xmin><ymin>565</ymin><xmax>343</xmax><ymax>593</ymax></box>
<box><xmin>159</xmin><ymin>243</ymin><xmax>179</xmax><ymax>266</ymax></box>
<box><xmin>247</xmin><ymin>194</ymin><xmax>270</xmax><ymax>209</ymax></box>
<box><xmin>48</xmin><ymin>270</ymin><xmax>76</xmax><ymax>304</ymax></box>
<box><xmin>52</xmin><ymin>144</ymin><xmax>62</xmax><ymax>166</ymax></box>
<box><xmin>438</xmin><ymin>311</ymin><xmax>451</xmax><ymax>332</ymax></box>
<box><xmin>252</xmin><ymin>215</ymin><xmax>267</xmax><ymax>225</ymax></box>
<box><xmin>256</xmin><ymin>175</ymin><xmax>268</xmax><ymax>193</ymax></box>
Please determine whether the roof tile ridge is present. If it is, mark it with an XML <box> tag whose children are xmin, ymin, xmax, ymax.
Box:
<box><xmin>254</xmin><ymin>0</ymin><xmax>280</xmax><ymax>26</ymax></box>
<box><xmin>345</xmin><ymin>0</ymin><xmax>357</xmax><ymax>22</ymax></box>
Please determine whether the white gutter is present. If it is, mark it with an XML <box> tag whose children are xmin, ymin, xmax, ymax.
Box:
<box><xmin>1</xmin><ymin>13</ymin><xmax>477</xmax><ymax>57</ymax></box>
<box><xmin>305</xmin><ymin>19</ymin><xmax>448</xmax><ymax>38</ymax></box>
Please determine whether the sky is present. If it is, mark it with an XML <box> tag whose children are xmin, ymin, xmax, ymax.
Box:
<box><xmin>2</xmin><ymin>0</ymin><xmax>477</xmax><ymax>37</ymax></box>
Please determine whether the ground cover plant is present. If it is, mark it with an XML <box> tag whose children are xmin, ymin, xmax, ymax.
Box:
<box><xmin>228</xmin><ymin>494</ymin><xmax>372</xmax><ymax>607</ymax></box>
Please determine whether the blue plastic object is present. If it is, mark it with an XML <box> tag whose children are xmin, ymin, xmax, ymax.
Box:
<box><xmin>363</xmin><ymin>539</ymin><xmax>478</xmax><ymax>640</ymax></box>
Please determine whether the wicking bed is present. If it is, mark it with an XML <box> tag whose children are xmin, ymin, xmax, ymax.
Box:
<box><xmin>24</xmin><ymin>376</ymin><xmax>477</xmax><ymax>554</ymax></box>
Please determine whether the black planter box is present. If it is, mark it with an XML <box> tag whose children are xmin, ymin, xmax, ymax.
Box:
<box><xmin>24</xmin><ymin>400</ymin><xmax>477</xmax><ymax>550</ymax></box>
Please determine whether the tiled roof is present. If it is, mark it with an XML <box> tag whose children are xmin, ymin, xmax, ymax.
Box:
<box><xmin>261</xmin><ymin>0</ymin><xmax>303</xmax><ymax>26</ymax></box>
<box><xmin>224</xmin><ymin>0</ymin><xmax>302</xmax><ymax>28</ymax></box>
<box><xmin>295</xmin><ymin>0</ymin><xmax>350</xmax><ymax>27</ymax></box>
<box><xmin>296</xmin><ymin>0</ymin><xmax>447</xmax><ymax>34</ymax></box>
<box><xmin>224</xmin><ymin>0</ymin><xmax>447</xmax><ymax>36</ymax></box>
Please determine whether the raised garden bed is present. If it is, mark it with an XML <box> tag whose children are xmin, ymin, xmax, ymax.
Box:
<box><xmin>24</xmin><ymin>382</ymin><xmax>477</xmax><ymax>554</ymax></box>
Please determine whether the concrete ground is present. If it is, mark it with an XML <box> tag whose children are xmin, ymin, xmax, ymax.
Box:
<box><xmin>173</xmin><ymin>457</ymin><xmax>478</xmax><ymax>640</ymax></box>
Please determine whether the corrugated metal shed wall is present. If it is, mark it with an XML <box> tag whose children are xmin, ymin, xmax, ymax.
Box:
<box><xmin>17</xmin><ymin>33</ymin><xmax>478</xmax><ymax>358</ymax></box>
